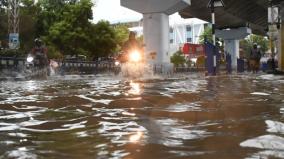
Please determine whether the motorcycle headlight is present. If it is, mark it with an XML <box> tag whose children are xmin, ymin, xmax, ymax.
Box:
<box><xmin>115</xmin><ymin>61</ymin><xmax>120</xmax><ymax>66</ymax></box>
<box><xmin>129</xmin><ymin>50</ymin><xmax>142</xmax><ymax>62</ymax></box>
<box><xmin>27</xmin><ymin>56</ymin><xmax>34</xmax><ymax>63</ymax></box>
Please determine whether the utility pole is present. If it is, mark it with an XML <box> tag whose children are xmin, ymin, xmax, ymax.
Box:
<box><xmin>210</xmin><ymin>1</ymin><xmax>216</xmax><ymax>46</ymax></box>
<box><xmin>207</xmin><ymin>0</ymin><xmax>225</xmax><ymax>75</ymax></box>
<box><xmin>8</xmin><ymin>0</ymin><xmax>20</xmax><ymax>49</ymax></box>
<box><xmin>268</xmin><ymin>0</ymin><xmax>279</xmax><ymax>71</ymax></box>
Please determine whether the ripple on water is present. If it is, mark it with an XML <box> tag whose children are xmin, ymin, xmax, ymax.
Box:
<box><xmin>250</xmin><ymin>92</ymin><xmax>270</xmax><ymax>96</ymax></box>
<box><xmin>6</xmin><ymin>147</ymin><xmax>37</xmax><ymax>159</ymax></box>
<box><xmin>165</xmin><ymin>102</ymin><xmax>202</xmax><ymax>112</ymax></box>
<box><xmin>151</xmin><ymin>119</ymin><xmax>212</xmax><ymax>147</ymax></box>
<box><xmin>241</xmin><ymin>135</ymin><xmax>284</xmax><ymax>158</ymax></box>
<box><xmin>0</xmin><ymin>74</ymin><xmax>283</xmax><ymax>158</ymax></box>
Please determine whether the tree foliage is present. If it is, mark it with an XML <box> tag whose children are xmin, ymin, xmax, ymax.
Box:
<box><xmin>114</xmin><ymin>24</ymin><xmax>129</xmax><ymax>49</ymax></box>
<box><xmin>170</xmin><ymin>50</ymin><xmax>186</xmax><ymax>67</ymax></box>
<box><xmin>199</xmin><ymin>27</ymin><xmax>223</xmax><ymax>49</ymax></box>
<box><xmin>0</xmin><ymin>0</ymin><xmax>122</xmax><ymax>59</ymax></box>
<box><xmin>44</xmin><ymin>0</ymin><xmax>93</xmax><ymax>56</ymax></box>
<box><xmin>199</xmin><ymin>27</ymin><xmax>212</xmax><ymax>44</ymax></box>
<box><xmin>240</xmin><ymin>34</ymin><xmax>269</xmax><ymax>58</ymax></box>
<box><xmin>90</xmin><ymin>20</ymin><xmax>117</xmax><ymax>58</ymax></box>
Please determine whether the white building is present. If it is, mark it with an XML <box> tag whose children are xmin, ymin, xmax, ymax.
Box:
<box><xmin>115</xmin><ymin>13</ymin><xmax>208</xmax><ymax>55</ymax></box>
<box><xmin>169</xmin><ymin>14</ymin><xmax>208</xmax><ymax>54</ymax></box>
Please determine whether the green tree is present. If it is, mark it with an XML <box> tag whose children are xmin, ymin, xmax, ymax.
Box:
<box><xmin>170</xmin><ymin>50</ymin><xmax>186</xmax><ymax>67</ymax></box>
<box><xmin>198</xmin><ymin>27</ymin><xmax>224</xmax><ymax>49</ymax></box>
<box><xmin>114</xmin><ymin>24</ymin><xmax>129</xmax><ymax>50</ymax></box>
<box><xmin>0</xmin><ymin>0</ymin><xmax>130</xmax><ymax>60</ymax></box>
<box><xmin>240</xmin><ymin>34</ymin><xmax>269</xmax><ymax>58</ymax></box>
<box><xmin>35</xmin><ymin>0</ymin><xmax>80</xmax><ymax>36</ymax></box>
<box><xmin>199</xmin><ymin>27</ymin><xmax>212</xmax><ymax>44</ymax></box>
<box><xmin>43</xmin><ymin>0</ymin><xmax>95</xmax><ymax>57</ymax></box>
<box><xmin>0</xmin><ymin>8</ymin><xmax>7</xmax><ymax>48</ymax></box>
<box><xmin>19</xmin><ymin>0</ymin><xmax>41</xmax><ymax>52</ymax></box>
<box><xmin>91</xmin><ymin>20</ymin><xmax>117</xmax><ymax>58</ymax></box>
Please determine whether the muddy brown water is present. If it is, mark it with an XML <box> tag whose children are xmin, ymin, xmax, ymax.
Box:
<box><xmin>0</xmin><ymin>74</ymin><xmax>283</xmax><ymax>159</ymax></box>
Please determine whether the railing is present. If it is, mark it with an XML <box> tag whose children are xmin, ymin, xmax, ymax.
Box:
<box><xmin>0</xmin><ymin>57</ymin><xmax>26</xmax><ymax>70</ymax></box>
<box><xmin>1</xmin><ymin>57</ymin><xmax>212</xmax><ymax>76</ymax></box>
<box><xmin>57</xmin><ymin>60</ymin><xmax>117</xmax><ymax>74</ymax></box>
<box><xmin>0</xmin><ymin>57</ymin><xmax>119</xmax><ymax>75</ymax></box>
<box><xmin>174</xmin><ymin>67</ymin><xmax>206</xmax><ymax>73</ymax></box>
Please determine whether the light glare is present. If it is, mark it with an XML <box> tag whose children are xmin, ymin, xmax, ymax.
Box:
<box><xmin>129</xmin><ymin>51</ymin><xmax>142</xmax><ymax>62</ymax></box>
<box><xmin>27</xmin><ymin>56</ymin><xmax>34</xmax><ymax>63</ymax></box>
<box><xmin>129</xmin><ymin>131</ymin><xmax>143</xmax><ymax>143</ymax></box>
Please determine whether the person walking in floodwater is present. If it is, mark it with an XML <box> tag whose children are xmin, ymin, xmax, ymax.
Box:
<box><xmin>249</xmin><ymin>43</ymin><xmax>261</xmax><ymax>73</ymax></box>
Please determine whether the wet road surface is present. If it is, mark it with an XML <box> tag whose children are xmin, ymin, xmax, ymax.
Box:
<box><xmin>0</xmin><ymin>73</ymin><xmax>283</xmax><ymax>159</ymax></box>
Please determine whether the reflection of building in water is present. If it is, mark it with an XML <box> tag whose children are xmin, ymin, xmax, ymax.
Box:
<box><xmin>112</xmin><ymin>13</ymin><xmax>208</xmax><ymax>55</ymax></box>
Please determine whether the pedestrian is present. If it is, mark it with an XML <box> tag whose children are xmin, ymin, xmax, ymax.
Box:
<box><xmin>249</xmin><ymin>43</ymin><xmax>261</xmax><ymax>73</ymax></box>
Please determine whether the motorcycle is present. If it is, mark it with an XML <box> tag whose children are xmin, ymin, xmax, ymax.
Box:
<box><xmin>26</xmin><ymin>53</ymin><xmax>50</xmax><ymax>78</ymax></box>
<box><xmin>114</xmin><ymin>61</ymin><xmax>121</xmax><ymax>75</ymax></box>
<box><xmin>115</xmin><ymin>49</ymin><xmax>145</xmax><ymax>77</ymax></box>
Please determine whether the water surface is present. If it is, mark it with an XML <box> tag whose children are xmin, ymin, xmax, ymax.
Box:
<box><xmin>0</xmin><ymin>74</ymin><xmax>283</xmax><ymax>159</ymax></box>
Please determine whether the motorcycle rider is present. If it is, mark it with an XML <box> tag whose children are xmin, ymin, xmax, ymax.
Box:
<box><xmin>119</xmin><ymin>31</ymin><xmax>143</xmax><ymax>63</ymax></box>
<box><xmin>31</xmin><ymin>38</ymin><xmax>48</xmax><ymax>68</ymax></box>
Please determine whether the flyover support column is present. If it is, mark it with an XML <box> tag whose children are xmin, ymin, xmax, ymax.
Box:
<box><xmin>121</xmin><ymin>0</ymin><xmax>190</xmax><ymax>73</ymax></box>
<box><xmin>216</xmin><ymin>27</ymin><xmax>251</xmax><ymax>69</ymax></box>
<box><xmin>224</xmin><ymin>39</ymin><xmax>239</xmax><ymax>68</ymax></box>
<box><xmin>143</xmin><ymin>13</ymin><xmax>170</xmax><ymax>65</ymax></box>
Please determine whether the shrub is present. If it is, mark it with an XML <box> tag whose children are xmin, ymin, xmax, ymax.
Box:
<box><xmin>170</xmin><ymin>50</ymin><xmax>186</xmax><ymax>67</ymax></box>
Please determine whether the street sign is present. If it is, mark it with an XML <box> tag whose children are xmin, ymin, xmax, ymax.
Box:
<box><xmin>207</xmin><ymin>0</ymin><xmax>225</xmax><ymax>8</ymax></box>
<box><xmin>267</xmin><ymin>25</ymin><xmax>279</xmax><ymax>40</ymax></box>
<box><xmin>268</xmin><ymin>6</ymin><xmax>279</xmax><ymax>24</ymax></box>
<box><xmin>9</xmin><ymin>33</ymin><xmax>19</xmax><ymax>49</ymax></box>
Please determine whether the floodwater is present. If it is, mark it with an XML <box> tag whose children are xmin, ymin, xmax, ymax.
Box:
<box><xmin>0</xmin><ymin>73</ymin><xmax>283</xmax><ymax>159</ymax></box>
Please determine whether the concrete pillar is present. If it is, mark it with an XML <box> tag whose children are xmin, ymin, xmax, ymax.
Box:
<box><xmin>224</xmin><ymin>39</ymin><xmax>239</xmax><ymax>68</ymax></box>
<box><xmin>280</xmin><ymin>2</ymin><xmax>284</xmax><ymax>71</ymax></box>
<box><xmin>121</xmin><ymin>0</ymin><xmax>190</xmax><ymax>72</ymax></box>
<box><xmin>216</xmin><ymin>27</ymin><xmax>251</xmax><ymax>69</ymax></box>
<box><xmin>143</xmin><ymin>13</ymin><xmax>170</xmax><ymax>64</ymax></box>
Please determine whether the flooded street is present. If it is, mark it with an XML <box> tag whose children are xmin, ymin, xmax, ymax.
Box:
<box><xmin>0</xmin><ymin>73</ymin><xmax>283</xmax><ymax>159</ymax></box>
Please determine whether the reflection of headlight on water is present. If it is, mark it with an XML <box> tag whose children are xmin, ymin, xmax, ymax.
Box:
<box><xmin>129</xmin><ymin>51</ymin><xmax>142</xmax><ymax>62</ymax></box>
<box><xmin>129</xmin><ymin>131</ymin><xmax>143</xmax><ymax>143</ymax></box>
<box><xmin>115</xmin><ymin>61</ymin><xmax>120</xmax><ymax>66</ymax></box>
<box><xmin>25</xmin><ymin>81</ymin><xmax>38</xmax><ymax>91</ymax></box>
<box><xmin>27</xmin><ymin>56</ymin><xmax>34</xmax><ymax>63</ymax></box>
<box><xmin>129</xmin><ymin>81</ymin><xmax>141</xmax><ymax>95</ymax></box>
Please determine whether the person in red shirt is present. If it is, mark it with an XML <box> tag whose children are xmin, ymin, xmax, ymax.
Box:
<box><xmin>31</xmin><ymin>38</ymin><xmax>48</xmax><ymax>68</ymax></box>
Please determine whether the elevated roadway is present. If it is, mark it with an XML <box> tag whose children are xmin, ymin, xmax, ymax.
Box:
<box><xmin>179</xmin><ymin>0</ymin><xmax>282</xmax><ymax>35</ymax></box>
<box><xmin>180</xmin><ymin>0</ymin><xmax>284</xmax><ymax>70</ymax></box>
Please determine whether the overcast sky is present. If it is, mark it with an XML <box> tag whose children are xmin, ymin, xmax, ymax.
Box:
<box><xmin>92</xmin><ymin>0</ymin><xmax>142</xmax><ymax>23</ymax></box>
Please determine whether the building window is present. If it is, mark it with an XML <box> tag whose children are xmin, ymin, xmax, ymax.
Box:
<box><xmin>169</xmin><ymin>27</ymin><xmax>174</xmax><ymax>44</ymax></box>
<box><xmin>186</xmin><ymin>25</ymin><xmax>192</xmax><ymax>43</ymax></box>
<box><xmin>187</xmin><ymin>38</ymin><xmax>192</xmax><ymax>43</ymax></box>
<box><xmin>186</xmin><ymin>25</ymin><xmax>191</xmax><ymax>32</ymax></box>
